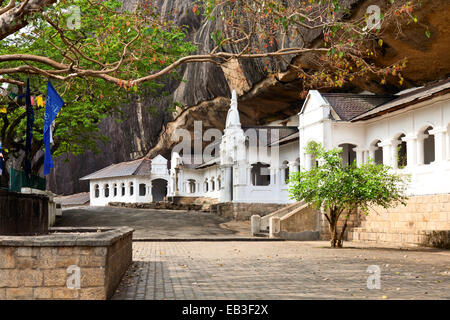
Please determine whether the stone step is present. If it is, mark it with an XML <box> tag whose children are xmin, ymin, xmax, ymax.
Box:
<box><xmin>253</xmin><ymin>232</ymin><xmax>270</xmax><ymax>238</ymax></box>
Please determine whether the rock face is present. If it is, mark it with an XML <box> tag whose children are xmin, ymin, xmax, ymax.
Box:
<box><xmin>49</xmin><ymin>0</ymin><xmax>450</xmax><ymax>195</ymax></box>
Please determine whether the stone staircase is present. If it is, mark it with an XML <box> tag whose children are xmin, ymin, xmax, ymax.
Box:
<box><xmin>259</xmin><ymin>201</ymin><xmax>305</xmax><ymax>232</ymax></box>
<box><xmin>252</xmin><ymin>201</ymin><xmax>321</xmax><ymax>240</ymax></box>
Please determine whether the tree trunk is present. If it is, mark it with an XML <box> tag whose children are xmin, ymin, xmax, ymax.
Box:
<box><xmin>329</xmin><ymin>211</ymin><xmax>338</xmax><ymax>248</ymax></box>
<box><xmin>328</xmin><ymin>208</ymin><xmax>347</xmax><ymax>248</ymax></box>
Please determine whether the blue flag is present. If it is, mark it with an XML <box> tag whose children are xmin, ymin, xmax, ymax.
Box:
<box><xmin>44</xmin><ymin>81</ymin><xmax>64</xmax><ymax>176</ymax></box>
<box><xmin>25</xmin><ymin>78</ymin><xmax>34</xmax><ymax>177</ymax></box>
<box><xmin>0</xmin><ymin>142</ymin><xmax>4</xmax><ymax>176</ymax></box>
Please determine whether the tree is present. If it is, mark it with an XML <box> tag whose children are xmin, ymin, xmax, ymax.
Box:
<box><xmin>288</xmin><ymin>141</ymin><xmax>409</xmax><ymax>248</ymax></box>
<box><xmin>0</xmin><ymin>0</ymin><xmax>425</xmax><ymax>175</ymax></box>
<box><xmin>0</xmin><ymin>0</ymin><xmax>196</xmax><ymax>177</ymax></box>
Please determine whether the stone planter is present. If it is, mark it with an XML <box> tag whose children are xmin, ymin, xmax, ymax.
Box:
<box><xmin>0</xmin><ymin>190</ymin><xmax>48</xmax><ymax>236</ymax></box>
<box><xmin>0</xmin><ymin>226</ymin><xmax>134</xmax><ymax>300</ymax></box>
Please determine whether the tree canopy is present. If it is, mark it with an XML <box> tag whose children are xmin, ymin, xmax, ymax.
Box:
<box><xmin>0</xmin><ymin>0</ymin><xmax>426</xmax><ymax>175</ymax></box>
<box><xmin>288</xmin><ymin>141</ymin><xmax>409</xmax><ymax>248</ymax></box>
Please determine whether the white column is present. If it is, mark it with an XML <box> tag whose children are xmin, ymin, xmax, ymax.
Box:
<box><xmin>363</xmin><ymin>150</ymin><xmax>369</xmax><ymax>164</ymax></box>
<box><xmin>379</xmin><ymin>140</ymin><xmax>393</xmax><ymax>168</ymax></box>
<box><xmin>305</xmin><ymin>153</ymin><xmax>312</xmax><ymax>170</ymax></box>
<box><xmin>416</xmin><ymin>134</ymin><xmax>426</xmax><ymax>165</ymax></box>
<box><xmin>353</xmin><ymin>148</ymin><xmax>364</xmax><ymax>167</ymax></box>
<box><xmin>402</xmin><ymin>134</ymin><xmax>417</xmax><ymax>168</ymax></box>
<box><xmin>288</xmin><ymin>161</ymin><xmax>297</xmax><ymax>174</ymax></box>
<box><xmin>429</xmin><ymin>127</ymin><xmax>447</xmax><ymax>163</ymax></box>
<box><xmin>222</xmin><ymin>165</ymin><xmax>232</xmax><ymax>202</ymax></box>
<box><xmin>368</xmin><ymin>147</ymin><xmax>377</xmax><ymax>163</ymax></box>
<box><xmin>447</xmin><ymin>129</ymin><xmax>450</xmax><ymax>161</ymax></box>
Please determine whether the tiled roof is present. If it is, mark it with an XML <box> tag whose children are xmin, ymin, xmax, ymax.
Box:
<box><xmin>195</xmin><ymin>157</ymin><xmax>220</xmax><ymax>169</ymax></box>
<box><xmin>269</xmin><ymin>131</ymin><xmax>299</xmax><ymax>147</ymax></box>
<box><xmin>79</xmin><ymin>158</ymin><xmax>152</xmax><ymax>181</ymax></box>
<box><xmin>243</xmin><ymin>126</ymin><xmax>299</xmax><ymax>147</ymax></box>
<box><xmin>351</xmin><ymin>78</ymin><xmax>450</xmax><ymax>121</ymax></box>
<box><xmin>322</xmin><ymin>93</ymin><xmax>395</xmax><ymax>121</ymax></box>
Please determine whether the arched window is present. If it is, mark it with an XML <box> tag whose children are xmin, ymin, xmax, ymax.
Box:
<box><xmin>395</xmin><ymin>134</ymin><xmax>407</xmax><ymax>168</ymax></box>
<box><xmin>217</xmin><ymin>176</ymin><xmax>221</xmax><ymax>190</ymax></box>
<box><xmin>121</xmin><ymin>183</ymin><xmax>126</xmax><ymax>196</ymax></box>
<box><xmin>282</xmin><ymin>161</ymin><xmax>290</xmax><ymax>184</ymax></box>
<box><xmin>211</xmin><ymin>178</ymin><xmax>215</xmax><ymax>191</ymax></box>
<box><xmin>104</xmin><ymin>184</ymin><xmax>110</xmax><ymax>198</ymax></box>
<box><xmin>204</xmin><ymin>179</ymin><xmax>209</xmax><ymax>192</ymax></box>
<box><xmin>94</xmin><ymin>184</ymin><xmax>100</xmax><ymax>198</ymax></box>
<box><xmin>139</xmin><ymin>184</ymin><xmax>146</xmax><ymax>196</ymax></box>
<box><xmin>129</xmin><ymin>182</ymin><xmax>134</xmax><ymax>196</ymax></box>
<box><xmin>188</xmin><ymin>179</ymin><xmax>196</xmax><ymax>194</ymax></box>
<box><xmin>113</xmin><ymin>184</ymin><xmax>118</xmax><ymax>197</ymax></box>
<box><xmin>371</xmin><ymin>140</ymin><xmax>383</xmax><ymax>165</ymax></box>
<box><xmin>339</xmin><ymin>143</ymin><xmax>357</xmax><ymax>166</ymax></box>
<box><xmin>251</xmin><ymin>162</ymin><xmax>271</xmax><ymax>186</ymax></box>
<box><xmin>295</xmin><ymin>158</ymin><xmax>300</xmax><ymax>172</ymax></box>
<box><xmin>423</xmin><ymin>126</ymin><xmax>435</xmax><ymax>165</ymax></box>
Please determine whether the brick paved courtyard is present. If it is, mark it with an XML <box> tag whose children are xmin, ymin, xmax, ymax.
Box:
<box><xmin>112</xmin><ymin>241</ymin><xmax>450</xmax><ymax>300</ymax></box>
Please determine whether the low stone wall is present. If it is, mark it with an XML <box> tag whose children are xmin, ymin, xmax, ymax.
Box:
<box><xmin>215</xmin><ymin>202</ymin><xmax>287</xmax><ymax>221</ymax></box>
<box><xmin>0</xmin><ymin>190</ymin><xmax>48</xmax><ymax>236</ymax></box>
<box><xmin>21</xmin><ymin>188</ymin><xmax>58</xmax><ymax>227</ymax></box>
<box><xmin>348</xmin><ymin>194</ymin><xmax>450</xmax><ymax>248</ymax></box>
<box><xmin>279</xmin><ymin>205</ymin><xmax>318</xmax><ymax>233</ymax></box>
<box><xmin>0</xmin><ymin>227</ymin><xmax>133</xmax><ymax>300</ymax></box>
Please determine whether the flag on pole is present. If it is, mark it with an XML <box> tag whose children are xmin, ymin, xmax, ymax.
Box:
<box><xmin>24</xmin><ymin>78</ymin><xmax>34</xmax><ymax>177</ymax></box>
<box><xmin>0</xmin><ymin>142</ymin><xmax>4</xmax><ymax>176</ymax></box>
<box><xmin>43</xmin><ymin>81</ymin><xmax>64</xmax><ymax>176</ymax></box>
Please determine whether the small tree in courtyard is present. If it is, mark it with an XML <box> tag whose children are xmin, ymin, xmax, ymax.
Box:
<box><xmin>288</xmin><ymin>141</ymin><xmax>409</xmax><ymax>248</ymax></box>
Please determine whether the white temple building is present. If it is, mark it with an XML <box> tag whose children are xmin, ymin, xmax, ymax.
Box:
<box><xmin>81</xmin><ymin>78</ymin><xmax>450</xmax><ymax>210</ymax></box>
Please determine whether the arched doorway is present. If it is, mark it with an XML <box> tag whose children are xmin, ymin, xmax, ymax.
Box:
<box><xmin>339</xmin><ymin>143</ymin><xmax>357</xmax><ymax>166</ymax></box>
<box><xmin>152</xmin><ymin>179</ymin><xmax>168</xmax><ymax>202</ymax></box>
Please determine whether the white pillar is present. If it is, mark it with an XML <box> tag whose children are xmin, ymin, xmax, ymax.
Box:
<box><xmin>429</xmin><ymin>127</ymin><xmax>447</xmax><ymax>163</ymax></box>
<box><xmin>222</xmin><ymin>165</ymin><xmax>233</xmax><ymax>202</ymax></box>
<box><xmin>305</xmin><ymin>153</ymin><xmax>312</xmax><ymax>170</ymax></box>
<box><xmin>353</xmin><ymin>148</ymin><xmax>364</xmax><ymax>167</ymax></box>
<box><xmin>269</xmin><ymin>217</ymin><xmax>281</xmax><ymax>238</ymax></box>
<box><xmin>379</xmin><ymin>140</ymin><xmax>393</xmax><ymax>168</ymax></box>
<box><xmin>368</xmin><ymin>147</ymin><xmax>377</xmax><ymax>163</ymax></box>
<box><xmin>363</xmin><ymin>150</ymin><xmax>369</xmax><ymax>164</ymax></box>
<box><xmin>447</xmin><ymin>129</ymin><xmax>450</xmax><ymax>161</ymax></box>
<box><xmin>416</xmin><ymin>135</ymin><xmax>426</xmax><ymax>165</ymax></box>
<box><xmin>402</xmin><ymin>134</ymin><xmax>417</xmax><ymax>168</ymax></box>
<box><xmin>251</xmin><ymin>215</ymin><xmax>261</xmax><ymax>235</ymax></box>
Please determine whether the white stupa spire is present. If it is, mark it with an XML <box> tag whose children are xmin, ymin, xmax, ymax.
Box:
<box><xmin>225</xmin><ymin>89</ymin><xmax>241</xmax><ymax>128</ymax></box>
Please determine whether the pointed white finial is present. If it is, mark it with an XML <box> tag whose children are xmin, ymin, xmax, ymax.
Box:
<box><xmin>231</xmin><ymin>90</ymin><xmax>238</xmax><ymax>110</ymax></box>
<box><xmin>225</xmin><ymin>89</ymin><xmax>241</xmax><ymax>128</ymax></box>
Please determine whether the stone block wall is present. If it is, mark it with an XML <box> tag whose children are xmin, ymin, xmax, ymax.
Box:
<box><xmin>318</xmin><ymin>208</ymin><xmax>362</xmax><ymax>241</ymax></box>
<box><xmin>347</xmin><ymin>194</ymin><xmax>450</xmax><ymax>248</ymax></box>
<box><xmin>215</xmin><ymin>202</ymin><xmax>286</xmax><ymax>220</ymax></box>
<box><xmin>0</xmin><ymin>227</ymin><xmax>133</xmax><ymax>300</ymax></box>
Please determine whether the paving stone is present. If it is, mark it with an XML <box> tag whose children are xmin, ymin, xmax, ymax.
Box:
<box><xmin>112</xmin><ymin>241</ymin><xmax>450</xmax><ymax>300</ymax></box>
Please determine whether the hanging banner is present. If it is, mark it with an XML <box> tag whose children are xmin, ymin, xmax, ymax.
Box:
<box><xmin>43</xmin><ymin>81</ymin><xmax>64</xmax><ymax>176</ymax></box>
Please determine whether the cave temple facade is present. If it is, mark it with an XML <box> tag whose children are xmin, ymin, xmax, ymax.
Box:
<box><xmin>81</xmin><ymin>78</ymin><xmax>450</xmax><ymax>208</ymax></box>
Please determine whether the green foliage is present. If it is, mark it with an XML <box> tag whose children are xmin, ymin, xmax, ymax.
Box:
<box><xmin>0</xmin><ymin>0</ymin><xmax>196</xmax><ymax>169</ymax></box>
<box><xmin>288</xmin><ymin>141</ymin><xmax>409</xmax><ymax>214</ymax></box>
<box><xmin>288</xmin><ymin>141</ymin><xmax>409</xmax><ymax>247</ymax></box>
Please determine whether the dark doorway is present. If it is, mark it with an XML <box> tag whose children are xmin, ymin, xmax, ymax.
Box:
<box><xmin>152</xmin><ymin>179</ymin><xmax>168</xmax><ymax>202</ymax></box>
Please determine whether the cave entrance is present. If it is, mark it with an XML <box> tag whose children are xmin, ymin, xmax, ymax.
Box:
<box><xmin>152</xmin><ymin>179</ymin><xmax>168</xmax><ymax>202</ymax></box>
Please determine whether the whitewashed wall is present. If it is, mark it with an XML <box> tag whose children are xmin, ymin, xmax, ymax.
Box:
<box><xmin>300</xmin><ymin>90</ymin><xmax>450</xmax><ymax>196</ymax></box>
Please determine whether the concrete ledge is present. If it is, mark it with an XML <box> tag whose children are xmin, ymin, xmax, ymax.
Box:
<box><xmin>275</xmin><ymin>230</ymin><xmax>320</xmax><ymax>241</ymax></box>
<box><xmin>0</xmin><ymin>227</ymin><xmax>134</xmax><ymax>300</ymax></box>
<box><xmin>132</xmin><ymin>237</ymin><xmax>285</xmax><ymax>242</ymax></box>
<box><xmin>0</xmin><ymin>227</ymin><xmax>134</xmax><ymax>247</ymax></box>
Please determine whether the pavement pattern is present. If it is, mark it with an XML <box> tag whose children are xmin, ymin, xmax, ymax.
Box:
<box><xmin>112</xmin><ymin>241</ymin><xmax>450</xmax><ymax>300</ymax></box>
<box><xmin>56</xmin><ymin>207</ymin><xmax>251</xmax><ymax>239</ymax></box>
